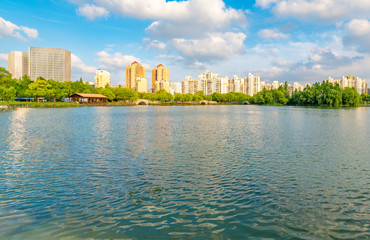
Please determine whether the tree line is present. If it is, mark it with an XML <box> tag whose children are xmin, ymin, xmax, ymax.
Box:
<box><xmin>0</xmin><ymin>67</ymin><xmax>368</xmax><ymax>106</ymax></box>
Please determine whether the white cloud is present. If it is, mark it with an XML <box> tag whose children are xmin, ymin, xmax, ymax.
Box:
<box><xmin>74</xmin><ymin>0</ymin><xmax>246</xmax><ymax>38</ymax></box>
<box><xmin>0</xmin><ymin>53</ymin><xmax>8</xmax><ymax>61</ymax></box>
<box><xmin>0</xmin><ymin>17</ymin><xmax>38</xmax><ymax>40</ymax></box>
<box><xmin>255</xmin><ymin>0</ymin><xmax>279</xmax><ymax>8</ymax></box>
<box><xmin>97</xmin><ymin>51</ymin><xmax>141</xmax><ymax>71</ymax></box>
<box><xmin>343</xmin><ymin>19</ymin><xmax>370</xmax><ymax>53</ymax></box>
<box><xmin>20</xmin><ymin>26</ymin><xmax>38</xmax><ymax>39</ymax></box>
<box><xmin>71</xmin><ymin>54</ymin><xmax>96</xmax><ymax>73</ymax></box>
<box><xmin>0</xmin><ymin>17</ymin><xmax>23</xmax><ymax>40</ymax></box>
<box><xmin>258</xmin><ymin>28</ymin><xmax>289</xmax><ymax>39</ymax></box>
<box><xmin>171</xmin><ymin>32</ymin><xmax>246</xmax><ymax>61</ymax></box>
<box><xmin>78</xmin><ymin>3</ymin><xmax>109</xmax><ymax>20</ymax></box>
<box><xmin>257</xmin><ymin>0</ymin><xmax>370</xmax><ymax>23</ymax></box>
<box><xmin>143</xmin><ymin>38</ymin><xmax>166</xmax><ymax>50</ymax></box>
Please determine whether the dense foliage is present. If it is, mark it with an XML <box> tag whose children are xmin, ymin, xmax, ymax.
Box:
<box><xmin>0</xmin><ymin>66</ymin><xmax>367</xmax><ymax>106</ymax></box>
<box><xmin>291</xmin><ymin>82</ymin><xmax>364</xmax><ymax>107</ymax></box>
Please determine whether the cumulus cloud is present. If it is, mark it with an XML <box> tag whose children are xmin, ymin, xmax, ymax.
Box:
<box><xmin>258</xmin><ymin>28</ymin><xmax>289</xmax><ymax>39</ymax></box>
<box><xmin>255</xmin><ymin>0</ymin><xmax>279</xmax><ymax>8</ymax></box>
<box><xmin>297</xmin><ymin>47</ymin><xmax>353</xmax><ymax>70</ymax></box>
<box><xmin>143</xmin><ymin>38</ymin><xmax>166</xmax><ymax>50</ymax></box>
<box><xmin>171</xmin><ymin>32</ymin><xmax>246</xmax><ymax>61</ymax></box>
<box><xmin>97</xmin><ymin>51</ymin><xmax>141</xmax><ymax>71</ymax></box>
<box><xmin>71</xmin><ymin>54</ymin><xmax>96</xmax><ymax>74</ymax></box>
<box><xmin>0</xmin><ymin>53</ymin><xmax>8</xmax><ymax>61</ymax></box>
<box><xmin>20</xmin><ymin>26</ymin><xmax>38</xmax><ymax>39</ymax></box>
<box><xmin>78</xmin><ymin>3</ymin><xmax>109</xmax><ymax>20</ymax></box>
<box><xmin>256</xmin><ymin>0</ymin><xmax>370</xmax><ymax>23</ymax></box>
<box><xmin>343</xmin><ymin>19</ymin><xmax>370</xmax><ymax>53</ymax></box>
<box><xmin>250</xmin><ymin>47</ymin><xmax>364</xmax><ymax>84</ymax></box>
<box><xmin>73</xmin><ymin>0</ymin><xmax>246</xmax><ymax>38</ymax></box>
<box><xmin>0</xmin><ymin>17</ymin><xmax>38</xmax><ymax>40</ymax></box>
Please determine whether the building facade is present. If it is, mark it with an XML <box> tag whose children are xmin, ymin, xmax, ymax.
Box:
<box><xmin>8</xmin><ymin>51</ymin><xmax>29</xmax><ymax>79</ymax></box>
<box><xmin>328</xmin><ymin>75</ymin><xmax>368</xmax><ymax>94</ymax></box>
<box><xmin>170</xmin><ymin>82</ymin><xmax>182</xmax><ymax>95</ymax></box>
<box><xmin>126</xmin><ymin>61</ymin><xmax>145</xmax><ymax>90</ymax></box>
<box><xmin>152</xmin><ymin>64</ymin><xmax>170</xmax><ymax>92</ymax></box>
<box><xmin>136</xmin><ymin>77</ymin><xmax>147</xmax><ymax>93</ymax></box>
<box><xmin>94</xmin><ymin>69</ymin><xmax>111</xmax><ymax>88</ymax></box>
<box><xmin>28</xmin><ymin>47</ymin><xmax>71</xmax><ymax>82</ymax></box>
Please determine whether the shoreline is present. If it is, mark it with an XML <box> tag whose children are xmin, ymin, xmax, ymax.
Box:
<box><xmin>1</xmin><ymin>101</ymin><xmax>369</xmax><ymax>110</ymax></box>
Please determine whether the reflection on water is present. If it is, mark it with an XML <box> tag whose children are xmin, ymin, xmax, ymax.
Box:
<box><xmin>0</xmin><ymin>106</ymin><xmax>369</xmax><ymax>239</ymax></box>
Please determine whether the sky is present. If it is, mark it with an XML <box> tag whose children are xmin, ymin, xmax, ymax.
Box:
<box><xmin>1</xmin><ymin>0</ymin><xmax>370</xmax><ymax>86</ymax></box>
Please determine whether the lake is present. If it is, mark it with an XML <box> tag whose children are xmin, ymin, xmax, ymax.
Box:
<box><xmin>0</xmin><ymin>105</ymin><xmax>369</xmax><ymax>239</ymax></box>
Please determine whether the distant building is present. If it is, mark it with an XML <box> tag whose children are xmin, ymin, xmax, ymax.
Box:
<box><xmin>28</xmin><ymin>47</ymin><xmax>71</xmax><ymax>82</ymax></box>
<box><xmin>154</xmin><ymin>80</ymin><xmax>170</xmax><ymax>93</ymax></box>
<box><xmin>126</xmin><ymin>61</ymin><xmax>145</xmax><ymax>90</ymax></box>
<box><xmin>8</xmin><ymin>51</ymin><xmax>28</xmax><ymax>79</ymax></box>
<box><xmin>136</xmin><ymin>77</ymin><xmax>147</xmax><ymax>93</ymax></box>
<box><xmin>327</xmin><ymin>75</ymin><xmax>368</xmax><ymax>94</ymax></box>
<box><xmin>94</xmin><ymin>69</ymin><xmax>111</xmax><ymax>88</ymax></box>
<box><xmin>8</xmin><ymin>47</ymin><xmax>71</xmax><ymax>82</ymax></box>
<box><xmin>272</xmin><ymin>80</ymin><xmax>279</xmax><ymax>90</ymax></box>
<box><xmin>170</xmin><ymin>82</ymin><xmax>182</xmax><ymax>95</ymax></box>
<box><xmin>152</xmin><ymin>64</ymin><xmax>170</xmax><ymax>92</ymax></box>
<box><xmin>181</xmin><ymin>71</ymin><xmax>262</xmax><ymax>96</ymax></box>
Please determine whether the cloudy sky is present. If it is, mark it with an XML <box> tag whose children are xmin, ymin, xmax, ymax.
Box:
<box><xmin>0</xmin><ymin>0</ymin><xmax>370</xmax><ymax>85</ymax></box>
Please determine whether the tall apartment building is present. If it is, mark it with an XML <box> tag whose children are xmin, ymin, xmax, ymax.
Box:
<box><xmin>8</xmin><ymin>51</ymin><xmax>29</xmax><ymax>79</ymax></box>
<box><xmin>126</xmin><ymin>61</ymin><xmax>145</xmax><ymax>90</ymax></box>
<box><xmin>28</xmin><ymin>47</ymin><xmax>71</xmax><ymax>82</ymax></box>
<box><xmin>136</xmin><ymin>77</ymin><xmax>147</xmax><ymax>93</ymax></box>
<box><xmin>170</xmin><ymin>82</ymin><xmax>182</xmax><ymax>95</ymax></box>
<box><xmin>328</xmin><ymin>75</ymin><xmax>368</xmax><ymax>94</ymax></box>
<box><xmin>152</xmin><ymin>64</ymin><xmax>170</xmax><ymax>92</ymax></box>
<box><xmin>182</xmin><ymin>71</ymin><xmax>262</xmax><ymax>96</ymax></box>
<box><xmin>94</xmin><ymin>69</ymin><xmax>111</xmax><ymax>88</ymax></box>
<box><xmin>246</xmin><ymin>73</ymin><xmax>260</xmax><ymax>96</ymax></box>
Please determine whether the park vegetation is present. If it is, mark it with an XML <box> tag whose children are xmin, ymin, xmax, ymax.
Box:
<box><xmin>0</xmin><ymin>66</ymin><xmax>368</xmax><ymax>106</ymax></box>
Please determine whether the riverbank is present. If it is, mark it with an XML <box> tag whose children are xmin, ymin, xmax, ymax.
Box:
<box><xmin>1</xmin><ymin>101</ymin><xmax>369</xmax><ymax>109</ymax></box>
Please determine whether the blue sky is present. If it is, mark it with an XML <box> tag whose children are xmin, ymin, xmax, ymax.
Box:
<box><xmin>1</xmin><ymin>0</ymin><xmax>370</xmax><ymax>85</ymax></box>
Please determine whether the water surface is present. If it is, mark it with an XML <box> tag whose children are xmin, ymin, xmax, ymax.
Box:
<box><xmin>0</xmin><ymin>106</ymin><xmax>369</xmax><ymax>239</ymax></box>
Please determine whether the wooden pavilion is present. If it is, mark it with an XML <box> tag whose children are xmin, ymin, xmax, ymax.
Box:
<box><xmin>69</xmin><ymin>93</ymin><xmax>108</xmax><ymax>103</ymax></box>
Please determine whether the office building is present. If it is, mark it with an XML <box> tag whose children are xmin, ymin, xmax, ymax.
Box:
<box><xmin>28</xmin><ymin>47</ymin><xmax>71</xmax><ymax>82</ymax></box>
<box><xmin>8</xmin><ymin>51</ymin><xmax>29</xmax><ymax>79</ymax></box>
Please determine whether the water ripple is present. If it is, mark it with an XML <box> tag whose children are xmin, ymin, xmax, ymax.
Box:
<box><xmin>0</xmin><ymin>106</ymin><xmax>369</xmax><ymax>239</ymax></box>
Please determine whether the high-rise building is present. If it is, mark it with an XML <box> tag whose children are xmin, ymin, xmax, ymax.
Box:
<box><xmin>170</xmin><ymin>82</ymin><xmax>182</xmax><ymax>95</ymax></box>
<box><xmin>94</xmin><ymin>69</ymin><xmax>111</xmax><ymax>88</ymax></box>
<box><xmin>136</xmin><ymin>77</ymin><xmax>147</xmax><ymax>93</ymax></box>
<box><xmin>8</xmin><ymin>51</ymin><xmax>29</xmax><ymax>79</ymax></box>
<box><xmin>152</xmin><ymin>64</ymin><xmax>170</xmax><ymax>92</ymax></box>
<box><xmin>272</xmin><ymin>81</ymin><xmax>279</xmax><ymax>90</ymax></box>
<box><xmin>246</xmin><ymin>73</ymin><xmax>260</xmax><ymax>96</ymax></box>
<box><xmin>126</xmin><ymin>61</ymin><xmax>145</xmax><ymax>90</ymax></box>
<box><xmin>28</xmin><ymin>47</ymin><xmax>71</xmax><ymax>82</ymax></box>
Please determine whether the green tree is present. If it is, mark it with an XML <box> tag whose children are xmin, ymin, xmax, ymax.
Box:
<box><xmin>0</xmin><ymin>86</ymin><xmax>17</xmax><ymax>102</ymax></box>
<box><xmin>27</xmin><ymin>79</ymin><xmax>55</xmax><ymax>102</ymax></box>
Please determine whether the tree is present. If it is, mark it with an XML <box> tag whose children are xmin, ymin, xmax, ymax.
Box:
<box><xmin>342</xmin><ymin>87</ymin><xmax>362</xmax><ymax>106</ymax></box>
<box><xmin>0</xmin><ymin>86</ymin><xmax>16</xmax><ymax>102</ymax></box>
<box><xmin>112</xmin><ymin>87</ymin><xmax>138</xmax><ymax>101</ymax></box>
<box><xmin>27</xmin><ymin>79</ymin><xmax>55</xmax><ymax>102</ymax></box>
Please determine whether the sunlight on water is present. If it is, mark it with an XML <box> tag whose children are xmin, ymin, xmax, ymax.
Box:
<box><xmin>0</xmin><ymin>106</ymin><xmax>369</xmax><ymax>239</ymax></box>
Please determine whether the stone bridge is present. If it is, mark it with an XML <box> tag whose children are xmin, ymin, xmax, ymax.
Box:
<box><xmin>135</xmin><ymin>99</ymin><xmax>161</xmax><ymax>105</ymax></box>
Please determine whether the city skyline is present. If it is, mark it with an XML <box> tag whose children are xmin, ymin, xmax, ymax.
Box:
<box><xmin>1</xmin><ymin>1</ymin><xmax>370</xmax><ymax>85</ymax></box>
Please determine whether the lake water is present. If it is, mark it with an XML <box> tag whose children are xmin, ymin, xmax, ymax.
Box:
<box><xmin>0</xmin><ymin>105</ymin><xmax>369</xmax><ymax>239</ymax></box>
